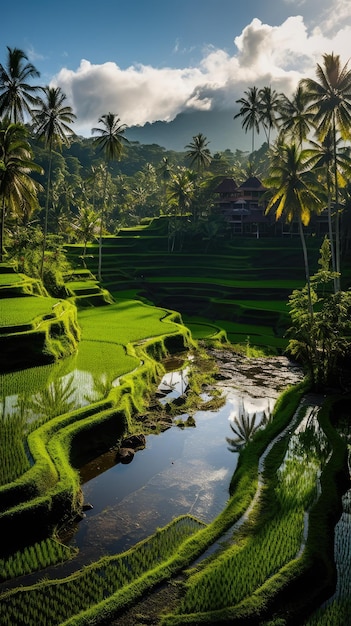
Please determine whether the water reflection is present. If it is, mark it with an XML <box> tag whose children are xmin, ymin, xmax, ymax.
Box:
<box><xmin>157</xmin><ymin>368</ymin><xmax>189</xmax><ymax>404</ymax></box>
<box><xmin>226</xmin><ymin>398</ymin><xmax>272</xmax><ymax>451</ymax></box>
<box><xmin>70</xmin><ymin>407</ymin><xmax>237</xmax><ymax>564</ymax></box>
<box><xmin>65</xmin><ymin>366</ymin><xmax>277</xmax><ymax>567</ymax></box>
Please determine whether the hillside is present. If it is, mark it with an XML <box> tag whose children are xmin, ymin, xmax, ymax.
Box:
<box><xmin>66</xmin><ymin>217</ymin><xmax>324</xmax><ymax>353</ymax></box>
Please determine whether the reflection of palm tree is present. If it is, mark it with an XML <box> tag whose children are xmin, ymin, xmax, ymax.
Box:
<box><xmin>226</xmin><ymin>401</ymin><xmax>262</xmax><ymax>451</ymax></box>
<box><xmin>84</xmin><ymin>375</ymin><xmax>111</xmax><ymax>403</ymax></box>
<box><xmin>27</xmin><ymin>375</ymin><xmax>76</xmax><ymax>424</ymax></box>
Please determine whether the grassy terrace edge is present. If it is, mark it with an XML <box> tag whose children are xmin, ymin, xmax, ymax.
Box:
<box><xmin>0</xmin><ymin>307</ymin><xmax>194</xmax><ymax>554</ymax></box>
<box><xmin>1</xmin><ymin>384</ymin><xmax>348</xmax><ymax>626</ymax></box>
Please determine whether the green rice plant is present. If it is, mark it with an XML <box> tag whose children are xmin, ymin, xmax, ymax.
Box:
<box><xmin>161</xmin><ymin>401</ymin><xmax>331</xmax><ymax>623</ymax></box>
<box><xmin>0</xmin><ymin>516</ymin><xmax>204</xmax><ymax>626</ymax></box>
<box><xmin>0</xmin><ymin>410</ymin><xmax>30</xmax><ymax>485</ymax></box>
<box><xmin>303</xmin><ymin>597</ymin><xmax>351</xmax><ymax>626</ymax></box>
<box><xmin>0</xmin><ymin>295</ymin><xmax>193</xmax><ymax>557</ymax></box>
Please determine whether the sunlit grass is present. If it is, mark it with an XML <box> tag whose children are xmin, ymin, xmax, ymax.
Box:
<box><xmin>78</xmin><ymin>300</ymin><xmax>181</xmax><ymax>344</ymax></box>
<box><xmin>0</xmin><ymin>296</ymin><xmax>60</xmax><ymax>327</ymax></box>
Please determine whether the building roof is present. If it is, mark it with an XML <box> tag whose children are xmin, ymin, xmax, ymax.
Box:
<box><xmin>213</xmin><ymin>177</ymin><xmax>238</xmax><ymax>193</ymax></box>
<box><xmin>238</xmin><ymin>176</ymin><xmax>266</xmax><ymax>191</ymax></box>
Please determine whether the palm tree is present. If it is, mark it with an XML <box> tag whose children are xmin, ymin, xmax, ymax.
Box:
<box><xmin>301</xmin><ymin>53</ymin><xmax>351</xmax><ymax>290</ymax></box>
<box><xmin>264</xmin><ymin>143</ymin><xmax>322</xmax><ymax>319</ymax></box>
<box><xmin>234</xmin><ymin>86</ymin><xmax>261</xmax><ymax>154</ymax></box>
<box><xmin>185</xmin><ymin>133</ymin><xmax>212</xmax><ymax>174</ymax></box>
<box><xmin>73</xmin><ymin>204</ymin><xmax>100</xmax><ymax>265</ymax></box>
<box><xmin>305</xmin><ymin>131</ymin><xmax>351</xmax><ymax>291</ymax></box>
<box><xmin>278</xmin><ymin>85</ymin><xmax>315</xmax><ymax>147</ymax></box>
<box><xmin>258</xmin><ymin>86</ymin><xmax>283</xmax><ymax>146</ymax></box>
<box><xmin>0</xmin><ymin>47</ymin><xmax>40</xmax><ymax>123</ymax></box>
<box><xmin>91</xmin><ymin>113</ymin><xmax>128</xmax><ymax>281</ymax></box>
<box><xmin>32</xmin><ymin>86</ymin><xmax>76</xmax><ymax>277</ymax></box>
<box><xmin>167</xmin><ymin>168</ymin><xmax>195</xmax><ymax>217</ymax></box>
<box><xmin>0</xmin><ymin>121</ymin><xmax>43</xmax><ymax>262</ymax></box>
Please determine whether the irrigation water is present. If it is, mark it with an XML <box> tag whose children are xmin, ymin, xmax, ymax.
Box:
<box><xmin>58</xmin><ymin>351</ymin><xmax>305</xmax><ymax>572</ymax></box>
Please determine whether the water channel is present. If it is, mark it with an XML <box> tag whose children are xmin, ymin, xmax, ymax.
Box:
<box><xmin>62</xmin><ymin>350</ymin><xmax>305</xmax><ymax>572</ymax></box>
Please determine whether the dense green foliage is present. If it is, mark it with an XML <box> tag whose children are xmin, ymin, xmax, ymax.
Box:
<box><xmin>0</xmin><ymin>45</ymin><xmax>350</xmax><ymax>626</ymax></box>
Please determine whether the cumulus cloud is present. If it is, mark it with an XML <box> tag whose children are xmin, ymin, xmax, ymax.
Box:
<box><xmin>52</xmin><ymin>11</ymin><xmax>351</xmax><ymax>137</ymax></box>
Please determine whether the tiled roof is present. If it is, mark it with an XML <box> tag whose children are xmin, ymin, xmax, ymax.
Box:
<box><xmin>238</xmin><ymin>176</ymin><xmax>266</xmax><ymax>190</ymax></box>
<box><xmin>213</xmin><ymin>178</ymin><xmax>238</xmax><ymax>193</ymax></box>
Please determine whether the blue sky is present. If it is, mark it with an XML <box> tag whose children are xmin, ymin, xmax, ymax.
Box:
<box><xmin>3</xmin><ymin>0</ymin><xmax>351</xmax><ymax>138</ymax></box>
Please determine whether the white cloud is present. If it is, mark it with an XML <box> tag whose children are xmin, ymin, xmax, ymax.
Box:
<box><xmin>52</xmin><ymin>12</ymin><xmax>351</xmax><ymax>137</ymax></box>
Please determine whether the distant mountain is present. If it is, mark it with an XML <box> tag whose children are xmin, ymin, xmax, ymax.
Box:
<box><xmin>125</xmin><ymin>108</ymin><xmax>256</xmax><ymax>154</ymax></box>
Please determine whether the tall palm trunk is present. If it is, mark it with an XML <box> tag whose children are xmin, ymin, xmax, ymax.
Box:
<box><xmin>298</xmin><ymin>217</ymin><xmax>313</xmax><ymax>321</ymax></box>
<box><xmin>0</xmin><ymin>199</ymin><xmax>5</xmax><ymax>262</ymax></box>
<box><xmin>98</xmin><ymin>169</ymin><xmax>108</xmax><ymax>282</ymax></box>
<box><xmin>326</xmin><ymin>168</ymin><xmax>337</xmax><ymax>293</ymax></box>
<box><xmin>332</xmin><ymin>118</ymin><xmax>341</xmax><ymax>291</ymax></box>
<box><xmin>40</xmin><ymin>145</ymin><xmax>53</xmax><ymax>278</ymax></box>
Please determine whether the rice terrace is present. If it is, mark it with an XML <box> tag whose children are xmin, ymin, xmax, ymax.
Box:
<box><xmin>0</xmin><ymin>44</ymin><xmax>351</xmax><ymax>626</ymax></box>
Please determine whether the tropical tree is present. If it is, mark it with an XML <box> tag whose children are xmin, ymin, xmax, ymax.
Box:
<box><xmin>264</xmin><ymin>143</ymin><xmax>323</xmax><ymax>319</ymax></box>
<box><xmin>73</xmin><ymin>204</ymin><xmax>100</xmax><ymax>265</ymax></box>
<box><xmin>287</xmin><ymin>237</ymin><xmax>351</xmax><ymax>388</ymax></box>
<box><xmin>301</xmin><ymin>52</ymin><xmax>351</xmax><ymax>290</ymax></box>
<box><xmin>234</xmin><ymin>86</ymin><xmax>261</xmax><ymax>154</ymax></box>
<box><xmin>258</xmin><ymin>86</ymin><xmax>283</xmax><ymax>146</ymax></box>
<box><xmin>0</xmin><ymin>46</ymin><xmax>40</xmax><ymax>123</ymax></box>
<box><xmin>167</xmin><ymin>168</ymin><xmax>195</xmax><ymax>217</ymax></box>
<box><xmin>305</xmin><ymin>130</ymin><xmax>351</xmax><ymax>291</ymax></box>
<box><xmin>85</xmin><ymin>163</ymin><xmax>106</xmax><ymax>211</ymax></box>
<box><xmin>32</xmin><ymin>85</ymin><xmax>76</xmax><ymax>277</ymax></box>
<box><xmin>277</xmin><ymin>85</ymin><xmax>316</xmax><ymax>147</ymax></box>
<box><xmin>185</xmin><ymin>133</ymin><xmax>212</xmax><ymax>175</ymax></box>
<box><xmin>0</xmin><ymin>121</ymin><xmax>43</xmax><ymax>262</ymax></box>
<box><xmin>91</xmin><ymin>112</ymin><xmax>128</xmax><ymax>280</ymax></box>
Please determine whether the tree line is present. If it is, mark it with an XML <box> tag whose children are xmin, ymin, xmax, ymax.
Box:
<box><xmin>1</xmin><ymin>46</ymin><xmax>351</xmax><ymax>389</ymax></box>
<box><xmin>0</xmin><ymin>46</ymin><xmax>256</xmax><ymax>280</ymax></box>
<box><xmin>234</xmin><ymin>53</ymin><xmax>351</xmax><ymax>389</ymax></box>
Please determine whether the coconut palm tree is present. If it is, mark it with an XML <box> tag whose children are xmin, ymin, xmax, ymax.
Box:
<box><xmin>0</xmin><ymin>121</ymin><xmax>43</xmax><ymax>262</ymax></box>
<box><xmin>0</xmin><ymin>46</ymin><xmax>40</xmax><ymax>123</ymax></box>
<box><xmin>167</xmin><ymin>168</ymin><xmax>195</xmax><ymax>217</ymax></box>
<box><xmin>234</xmin><ymin>86</ymin><xmax>261</xmax><ymax>154</ymax></box>
<box><xmin>32</xmin><ymin>86</ymin><xmax>76</xmax><ymax>277</ymax></box>
<box><xmin>264</xmin><ymin>143</ymin><xmax>323</xmax><ymax>319</ymax></box>
<box><xmin>73</xmin><ymin>204</ymin><xmax>100</xmax><ymax>265</ymax></box>
<box><xmin>277</xmin><ymin>85</ymin><xmax>315</xmax><ymax>147</ymax></box>
<box><xmin>258</xmin><ymin>86</ymin><xmax>283</xmax><ymax>146</ymax></box>
<box><xmin>305</xmin><ymin>131</ymin><xmax>351</xmax><ymax>291</ymax></box>
<box><xmin>185</xmin><ymin>133</ymin><xmax>212</xmax><ymax>175</ymax></box>
<box><xmin>91</xmin><ymin>112</ymin><xmax>128</xmax><ymax>281</ymax></box>
<box><xmin>301</xmin><ymin>53</ymin><xmax>351</xmax><ymax>290</ymax></box>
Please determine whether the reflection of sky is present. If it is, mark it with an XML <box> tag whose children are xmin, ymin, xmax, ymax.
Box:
<box><xmin>225</xmin><ymin>394</ymin><xmax>273</xmax><ymax>424</ymax></box>
<box><xmin>158</xmin><ymin>368</ymin><xmax>189</xmax><ymax>404</ymax></box>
